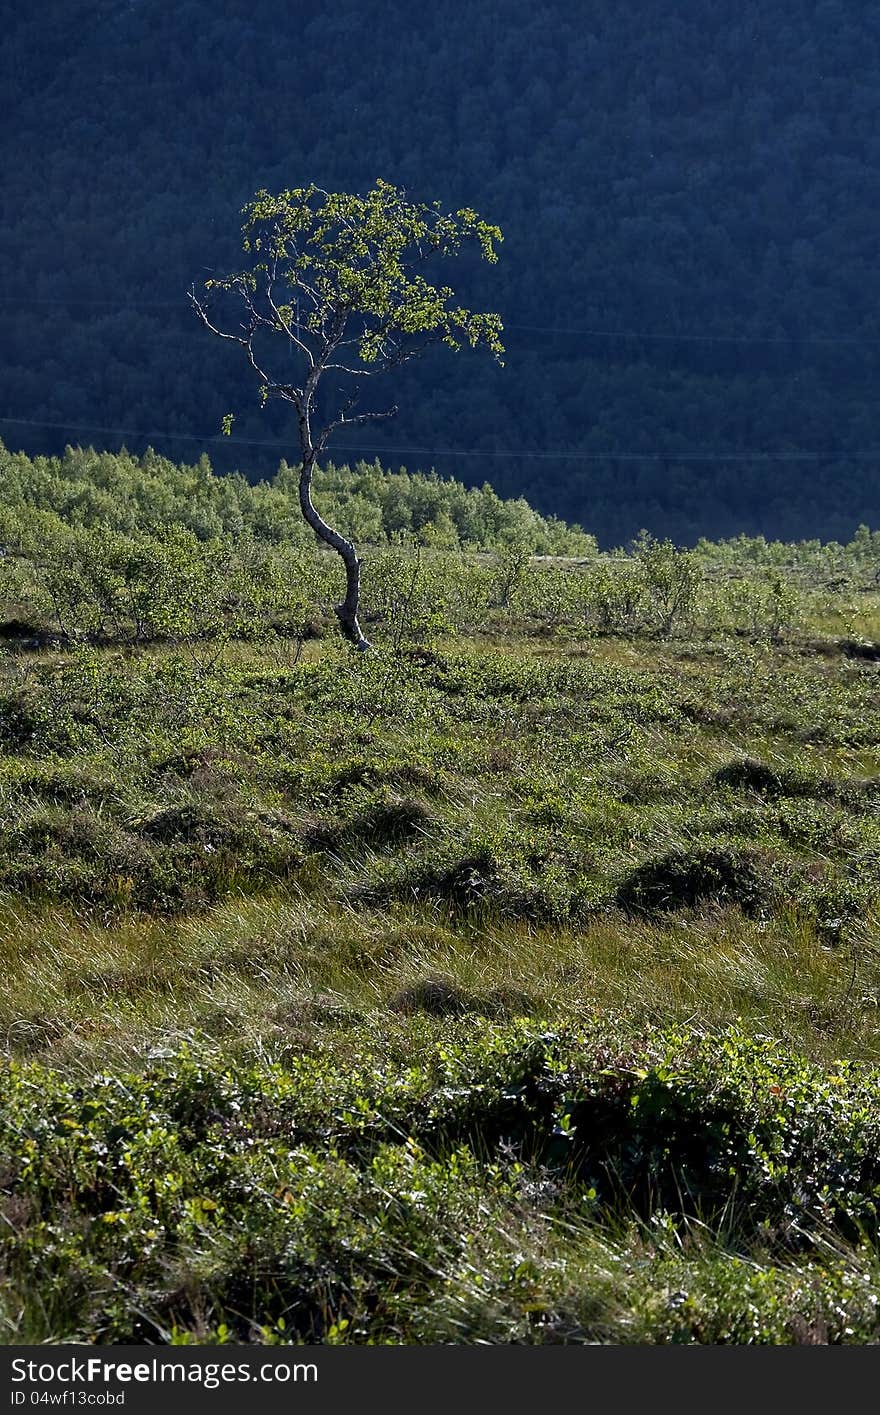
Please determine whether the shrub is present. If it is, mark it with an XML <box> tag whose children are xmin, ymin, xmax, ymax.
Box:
<box><xmin>632</xmin><ymin>531</ymin><xmax>702</xmax><ymax>636</ymax></box>
<box><xmin>5</xmin><ymin>1028</ymin><xmax>880</xmax><ymax>1341</ymax></box>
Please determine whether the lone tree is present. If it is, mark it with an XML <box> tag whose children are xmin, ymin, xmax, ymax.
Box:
<box><xmin>191</xmin><ymin>179</ymin><xmax>503</xmax><ymax>649</ymax></box>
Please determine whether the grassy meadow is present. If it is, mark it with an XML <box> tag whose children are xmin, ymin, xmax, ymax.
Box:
<box><xmin>2</xmin><ymin>447</ymin><xmax>880</xmax><ymax>1343</ymax></box>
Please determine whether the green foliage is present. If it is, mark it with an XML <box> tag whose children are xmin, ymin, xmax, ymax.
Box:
<box><xmin>5</xmin><ymin>1028</ymin><xmax>880</xmax><ymax>1342</ymax></box>
<box><xmin>631</xmin><ymin>531</ymin><xmax>703</xmax><ymax>635</ymax></box>
<box><xmin>712</xmin><ymin>757</ymin><xmax>833</xmax><ymax>801</ymax></box>
<box><xmin>360</xmin><ymin>827</ymin><xmax>581</xmax><ymax>923</ymax></box>
<box><xmin>2</xmin><ymin>457</ymin><xmax>880</xmax><ymax>1343</ymax></box>
<box><xmin>362</xmin><ymin>546</ymin><xmax>452</xmax><ymax>648</ymax></box>
<box><xmin>0</xmin><ymin>443</ymin><xmax>595</xmax><ymax>554</ymax></box>
<box><xmin>3</xmin><ymin>516</ymin><xmax>265</xmax><ymax>643</ymax></box>
<box><xmin>229</xmin><ymin>179</ymin><xmax>504</xmax><ymax>364</ymax></box>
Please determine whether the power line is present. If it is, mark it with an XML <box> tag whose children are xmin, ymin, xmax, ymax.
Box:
<box><xmin>505</xmin><ymin>322</ymin><xmax>880</xmax><ymax>348</ymax></box>
<box><xmin>0</xmin><ymin>413</ymin><xmax>877</xmax><ymax>464</ymax></box>
<box><xmin>1</xmin><ymin>293</ymin><xmax>880</xmax><ymax>348</ymax></box>
<box><xmin>0</xmin><ymin>416</ymin><xmax>276</xmax><ymax>448</ymax></box>
<box><xmin>0</xmin><ymin>296</ymin><xmax>182</xmax><ymax>311</ymax></box>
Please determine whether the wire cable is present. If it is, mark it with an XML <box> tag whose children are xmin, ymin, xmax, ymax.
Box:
<box><xmin>1</xmin><ymin>294</ymin><xmax>880</xmax><ymax>347</ymax></box>
<box><xmin>0</xmin><ymin>414</ymin><xmax>876</xmax><ymax>464</ymax></box>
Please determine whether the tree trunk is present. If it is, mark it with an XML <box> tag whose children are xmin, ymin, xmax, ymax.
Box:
<box><xmin>298</xmin><ymin>457</ymin><xmax>371</xmax><ymax>651</ymax></box>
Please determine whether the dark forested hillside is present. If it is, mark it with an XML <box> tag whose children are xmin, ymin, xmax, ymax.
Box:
<box><xmin>3</xmin><ymin>0</ymin><xmax>880</xmax><ymax>544</ymax></box>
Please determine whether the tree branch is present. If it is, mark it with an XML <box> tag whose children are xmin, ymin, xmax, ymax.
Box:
<box><xmin>266</xmin><ymin>257</ymin><xmax>316</xmax><ymax>367</ymax></box>
<box><xmin>314</xmin><ymin>399</ymin><xmax>398</xmax><ymax>453</ymax></box>
<box><xmin>189</xmin><ymin>289</ymin><xmax>278</xmax><ymax>390</ymax></box>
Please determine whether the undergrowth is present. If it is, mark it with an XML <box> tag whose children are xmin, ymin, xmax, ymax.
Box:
<box><xmin>2</xmin><ymin>504</ymin><xmax>880</xmax><ymax>1343</ymax></box>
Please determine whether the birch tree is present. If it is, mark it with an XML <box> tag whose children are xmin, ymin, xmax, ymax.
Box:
<box><xmin>191</xmin><ymin>180</ymin><xmax>503</xmax><ymax>649</ymax></box>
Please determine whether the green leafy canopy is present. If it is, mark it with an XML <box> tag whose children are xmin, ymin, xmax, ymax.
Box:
<box><xmin>203</xmin><ymin>179</ymin><xmax>504</xmax><ymax>378</ymax></box>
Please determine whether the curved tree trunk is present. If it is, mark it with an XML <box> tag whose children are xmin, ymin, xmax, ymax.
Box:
<box><xmin>298</xmin><ymin>456</ymin><xmax>371</xmax><ymax>651</ymax></box>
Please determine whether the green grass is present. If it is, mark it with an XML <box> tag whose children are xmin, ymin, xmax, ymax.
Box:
<box><xmin>2</xmin><ymin>550</ymin><xmax>880</xmax><ymax>1342</ymax></box>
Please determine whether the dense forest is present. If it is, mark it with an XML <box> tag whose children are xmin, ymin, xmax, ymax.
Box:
<box><xmin>3</xmin><ymin>1</ymin><xmax>880</xmax><ymax>542</ymax></box>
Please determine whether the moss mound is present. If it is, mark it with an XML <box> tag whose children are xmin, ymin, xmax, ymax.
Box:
<box><xmin>389</xmin><ymin>977</ymin><xmax>535</xmax><ymax>1019</ymax></box>
<box><xmin>712</xmin><ymin>757</ymin><xmax>828</xmax><ymax>800</ymax></box>
<box><xmin>308</xmin><ymin>796</ymin><xmax>433</xmax><ymax>853</ymax></box>
<box><xmin>617</xmin><ymin>845</ymin><xmax>775</xmax><ymax>916</ymax></box>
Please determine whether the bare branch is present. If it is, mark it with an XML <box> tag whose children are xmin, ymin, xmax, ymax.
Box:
<box><xmin>262</xmin><ymin>382</ymin><xmax>303</xmax><ymax>407</ymax></box>
<box><xmin>323</xmin><ymin>363</ymin><xmax>379</xmax><ymax>376</ymax></box>
<box><xmin>337</xmin><ymin>405</ymin><xmax>398</xmax><ymax>427</ymax></box>
<box><xmin>188</xmin><ymin>289</ymin><xmax>251</xmax><ymax>349</ymax></box>
<box><xmin>189</xmin><ymin>288</ymin><xmax>285</xmax><ymax>395</ymax></box>
<box><xmin>265</xmin><ymin>264</ymin><xmax>316</xmax><ymax>367</ymax></box>
<box><xmin>312</xmin><ymin>390</ymin><xmax>398</xmax><ymax>453</ymax></box>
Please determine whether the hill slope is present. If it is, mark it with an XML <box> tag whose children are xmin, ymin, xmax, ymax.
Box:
<box><xmin>3</xmin><ymin>1</ymin><xmax>880</xmax><ymax>541</ymax></box>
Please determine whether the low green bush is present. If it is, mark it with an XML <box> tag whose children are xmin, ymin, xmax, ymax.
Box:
<box><xmin>4</xmin><ymin>1027</ymin><xmax>880</xmax><ymax>1342</ymax></box>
